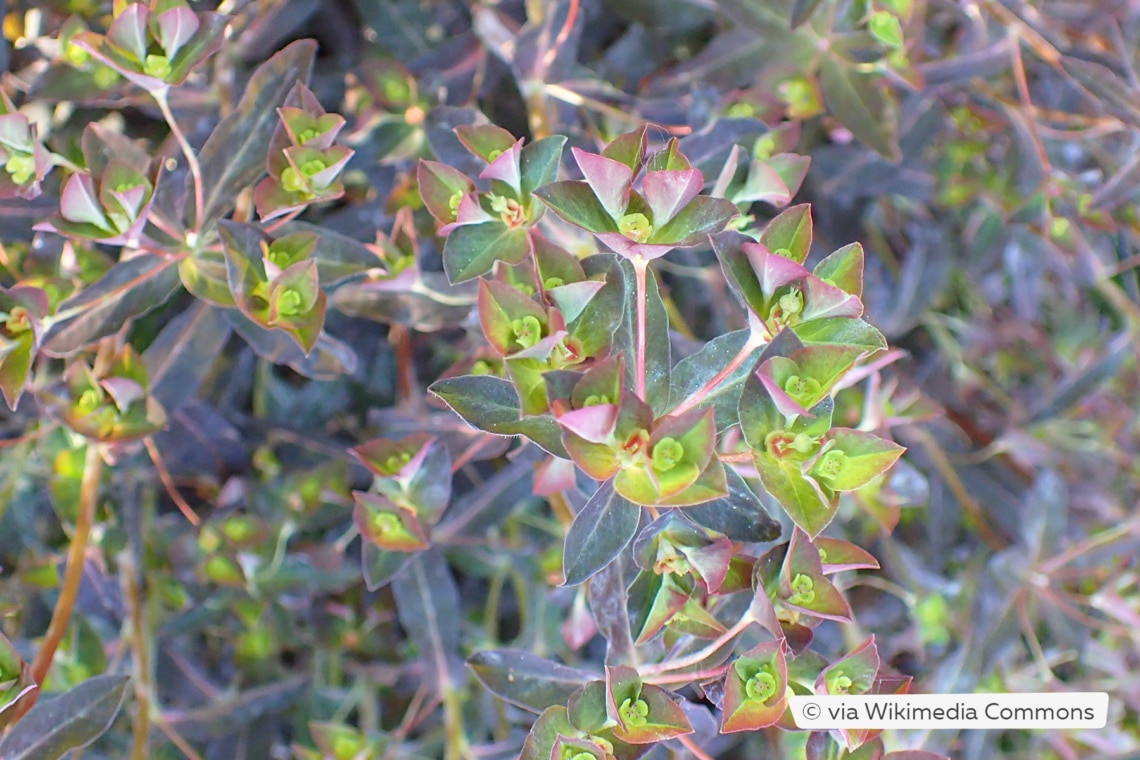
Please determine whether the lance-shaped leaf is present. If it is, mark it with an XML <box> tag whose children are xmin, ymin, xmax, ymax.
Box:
<box><xmin>391</xmin><ymin>550</ymin><xmax>464</xmax><ymax>688</ymax></box>
<box><xmin>819</xmin><ymin>54</ymin><xmax>901</xmax><ymax>162</ymax></box>
<box><xmin>754</xmin><ymin>454</ymin><xmax>835</xmax><ymax>538</ymax></box>
<box><xmin>430</xmin><ymin>374</ymin><xmax>567</xmax><ymax>456</ymax></box>
<box><xmin>0</xmin><ymin>675</ymin><xmax>128</xmax><ymax>760</ymax></box>
<box><xmin>534</xmin><ymin>181</ymin><xmax>620</xmax><ymax>235</ymax></box>
<box><xmin>604</xmin><ymin>665</ymin><xmax>693</xmax><ymax>744</ymax></box>
<box><xmin>468</xmin><ymin>650</ymin><xmax>594</xmax><ymax>714</ymax></box>
<box><xmin>722</xmin><ymin>639</ymin><xmax>788</xmax><ymax>732</ymax></box>
<box><xmin>520</xmin><ymin>135</ymin><xmax>567</xmax><ymax>198</ymax></box>
<box><xmin>562</xmin><ymin>481</ymin><xmax>640</xmax><ymax>586</ymax></box>
<box><xmin>808</xmin><ymin>428</ymin><xmax>905</xmax><ymax>493</ymax></box>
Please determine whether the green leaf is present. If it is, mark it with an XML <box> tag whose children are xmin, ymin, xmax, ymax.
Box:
<box><xmin>442</xmin><ymin>221</ymin><xmax>532</xmax><ymax>284</ymax></box>
<box><xmin>562</xmin><ymin>481</ymin><xmax>641</xmax><ymax>586</ymax></box>
<box><xmin>753</xmin><ymin>454</ymin><xmax>836</xmax><ymax>538</ymax></box>
<box><xmin>468</xmin><ymin>650</ymin><xmax>594</xmax><ymax>713</ymax></box>
<box><xmin>429</xmin><ymin>374</ymin><xmax>568</xmax><ymax>457</ymax></box>
<box><xmin>793</xmin><ymin>317</ymin><xmax>886</xmax><ymax>351</ymax></box>
<box><xmin>418</xmin><ymin>159</ymin><xmax>475</xmax><ymax>224</ymax></box>
<box><xmin>0</xmin><ymin>675</ymin><xmax>128</xmax><ymax>760</ymax></box>
<box><xmin>195</xmin><ymin>40</ymin><xmax>317</xmax><ymax>227</ymax></box>
<box><xmin>759</xmin><ymin>204</ymin><xmax>812</xmax><ymax>264</ymax></box>
<box><xmin>812</xmin><ymin>428</ymin><xmax>904</xmax><ymax>492</ymax></box>
<box><xmin>818</xmin><ymin>53</ymin><xmax>901</xmax><ymax>162</ymax></box>
<box><xmin>652</xmin><ymin>195</ymin><xmax>739</xmax><ymax>246</ymax></box>
<box><xmin>520</xmin><ymin>135</ymin><xmax>567</xmax><ymax>198</ymax></box>
<box><xmin>685</xmin><ymin>465</ymin><xmax>782</xmax><ymax>543</ymax></box>
<box><xmin>533</xmin><ymin>181</ymin><xmax>619</xmax><ymax>233</ymax></box>
<box><xmin>669</xmin><ymin>329</ymin><xmax>761</xmax><ymax>430</ymax></box>
<box><xmin>790</xmin><ymin>0</ymin><xmax>826</xmax><ymax>28</ymax></box>
<box><xmin>42</xmin><ymin>254</ymin><xmax>181</xmax><ymax>356</ymax></box>
<box><xmin>614</xmin><ymin>259</ymin><xmax>671</xmax><ymax>414</ymax></box>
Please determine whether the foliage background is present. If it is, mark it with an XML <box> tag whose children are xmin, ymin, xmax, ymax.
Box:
<box><xmin>0</xmin><ymin>0</ymin><xmax>1137</xmax><ymax>758</ymax></box>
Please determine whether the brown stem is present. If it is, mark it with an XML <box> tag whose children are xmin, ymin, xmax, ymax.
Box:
<box><xmin>11</xmin><ymin>443</ymin><xmax>103</xmax><ymax>723</ymax></box>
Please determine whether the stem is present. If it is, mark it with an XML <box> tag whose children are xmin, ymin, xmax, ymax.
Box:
<box><xmin>122</xmin><ymin>547</ymin><xmax>151</xmax><ymax>760</ymax></box>
<box><xmin>639</xmin><ymin>616</ymin><xmax>753</xmax><ymax>676</ymax></box>
<box><xmin>633</xmin><ymin>255</ymin><xmax>649</xmax><ymax>402</ymax></box>
<box><xmin>670</xmin><ymin>333</ymin><xmax>764</xmax><ymax>417</ymax></box>
<box><xmin>678</xmin><ymin>733</ymin><xmax>716</xmax><ymax>760</ymax></box>
<box><xmin>13</xmin><ymin>444</ymin><xmax>103</xmax><ymax>722</ymax></box>
<box><xmin>154</xmin><ymin>89</ymin><xmax>203</xmax><ymax>232</ymax></box>
<box><xmin>643</xmin><ymin>663</ymin><xmax>727</xmax><ymax>685</ymax></box>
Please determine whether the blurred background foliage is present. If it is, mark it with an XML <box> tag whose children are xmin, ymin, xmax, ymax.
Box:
<box><xmin>0</xmin><ymin>0</ymin><xmax>1137</xmax><ymax>758</ymax></box>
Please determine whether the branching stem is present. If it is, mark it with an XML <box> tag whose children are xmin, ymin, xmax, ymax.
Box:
<box><xmin>638</xmin><ymin>615</ymin><xmax>753</xmax><ymax>676</ymax></box>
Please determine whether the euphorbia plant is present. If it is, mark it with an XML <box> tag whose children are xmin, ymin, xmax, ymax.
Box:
<box><xmin>426</xmin><ymin>125</ymin><xmax>915</xmax><ymax>758</ymax></box>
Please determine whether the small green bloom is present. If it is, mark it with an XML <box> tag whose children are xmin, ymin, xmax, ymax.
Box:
<box><xmin>281</xmin><ymin>167</ymin><xmax>307</xmax><ymax>194</ymax></box>
<box><xmin>745</xmin><ymin>667</ymin><xmax>778</xmax><ymax>702</ymax></box>
<box><xmin>5</xmin><ymin>153</ymin><xmax>35</xmax><ymax>185</ymax></box>
<box><xmin>510</xmin><ymin>315</ymin><xmax>542</xmax><ymax>350</ymax></box>
<box><xmin>752</xmin><ymin>133</ymin><xmax>776</xmax><ymax>161</ymax></box>
<box><xmin>783</xmin><ymin>374</ymin><xmax>821</xmax><ymax>407</ymax></box>
<box><xmin>788</xmin><ymin>573</ymin><xmax>815</xmax><ymax>605</ymax></box>
<box><xmin>448</xmin><ymin>190</ymin><xmax>463</xmax><ymax>215</ymax></box>
<box><xmin>813</xmin><ymin>449</ymin><xmax>848</xmax><ymax>482</ymax></box>
<box><xmin>618</xmin><ymin>213</ymin><xmax>653</xmax><ymax>243</ymax></box>
<box><xmin>650</xmin><ymin>437</ymin><xmax>684</xmax><ymax>473</ymax></box>
<box><xmin>93</xmin><ymin>65</ymin><xmax>120</xmax><ymax>89</ymax></box>
<box><xmin>380</xmin><ymin>73</ymin><xmax>411</xmax><ymax>104</ymax></box>
<box><xmin>619</xmin><ymin>697</ymin><xmax>650</xmax><ymax>727</ymax></box>
<box><xmin>582</xmin><ymin>394</ymin><xmax>611</xmax><ymax>407</ymax></box>
<box><xmin>77</xmin><ymin>388</ymin><xmax>101</xmax><ymax>413</ymax></box>
<box><xmin>4</xmin><ymin>306</ymin><xmax>31</xmax><ymax>335</ymax></box>
<box><xmin>276</xmin><ymin>288</ymin><xmax>304</xmax><ymax>317</ymax></box>
<box><xmin>370</xmin><ymin>510</ymin><xmax>401</xmax><ymax>536</ymax></box>
<box><xmin>561</xmin><ymin>748</ymin><xmax>594</xmax><ymax>760</ymax></box>
<box><xmin>725</xmin><ymin>101</ymin><xmax>756</xmax><ymax>119</ymax></box>
<box><xmin>65</xmin><ymin>42</ymin><xmax>90</xmax><ymax>67</ymax></box>
<box><xmin>383</xmin><ymin>451</ymin><xmax>412</xmax><ymax>474</ymax></box>
<box><xmin>828</xmin><ymin>671</ymin><xmax>853</xmax><ymax>694</ymax></box>
<box><xmin>543</xmin><ymin>277</ymin><xmax>565</xmax><ymax>289</ymax></box>
<box><xmin>470</xmin><ymin>360</ymin><xmax>493</xmax><ymax>376</ymax></box>
<box><xmin>143</xmin><ymin>54</ymin><xmax>172</xmax><ymax>80</ymax></box>
<box><xmin>777</xmin><ymin>289</ymin><xmax>803</xmax><ymax>319</ymax></box>
<box><xmin>332</xmin><ymin>734</ymin><xmax>364</xmax><ymax>760</ymax></box>
<box><xmin>296</xmin><ymin>128</ymin><xmax>320</xmax><ymax>145</ymax></box>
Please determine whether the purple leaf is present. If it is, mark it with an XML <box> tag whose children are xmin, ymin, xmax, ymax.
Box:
<box><xmin>60</xmin><ymin>173</ymin><xmax>110</xmax><ymax>229</ymax></box>
<box><xmin>106</xmin><ymin>3</ymin><xmax>149</xmax><ymax>61</ymax></box>
<box><xmin>154</xmin><ymin>6</ymin><xmax>200</xmax><ymax>58</ymax></box>
<box><xmin>479</xmin><ymin>138</ymin><xmax>524</xmax><ymax>195</ymax></box>
<box><xmin>642</xmin><ymin>168</ymin><xmax>703</xmax><ymax>226</ymax></box>
<box><xmin>571</xmin><ymin>148</ymin><xmax>632</xmax><ymax>220</ymax></box>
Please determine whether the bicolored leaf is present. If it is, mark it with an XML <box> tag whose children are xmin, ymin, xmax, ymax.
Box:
<box><xmin>562</xmin><ymin>480</ymin><xmax>640</xmax><ymax>586</ymax></box>
<box><xmin>443</xmin><ymin>220</ymin><xmax>532</xmax><ymax>283</ymax></box>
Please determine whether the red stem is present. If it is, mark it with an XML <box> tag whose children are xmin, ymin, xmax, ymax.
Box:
<box><xmin>633</xmin><ymin>255</ymin><xmax>649</xmax><ymax>401</ymax></box>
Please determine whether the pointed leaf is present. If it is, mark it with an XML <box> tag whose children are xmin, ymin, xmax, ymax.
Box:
<box><xmin>468</xmin><ymin>650</ymin><xmax>594</xmax><ymax>713</ymax></box>
<box><xmin>196</xmin><ymin>40</ymin><xmax>317</xmax><ymax>227</ymax></box>
<box><xmin>562</xmin><ymin>481</ymin><xmax>640</xmax><ymax>586</ymax></box>
<box><xmin>443</xmin><ymin>221</ymin><xmax>532</xmax><ymax>283</ymax></box>
<box><xmin>430</xmin><ymin>374</ymin><xmax>568</xmax><ymax>457</ymax></box>
<box><xmin>0</xmin><ymin>675</ymin><xmax>128</xmax><ymax>760</ymax></box>
<box><xmin>818</xmin><ymin>54</ymin><xmax>901</xmax><ymax>162</ymax></box>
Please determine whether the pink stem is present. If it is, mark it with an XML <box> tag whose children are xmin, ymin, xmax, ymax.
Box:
<box><xmin>669</xmin><ymin>333</ymin><xmax>764</xmax><ymax>417</ymax></box>
<box><xmin>633</xmin><ymin>255</ymin><xmax>649</xmax><ymax>401</ymax></box>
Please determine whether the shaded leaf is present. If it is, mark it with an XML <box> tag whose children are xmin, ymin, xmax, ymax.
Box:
<box><xmin>563</xmin><ymin>481</ymin><xmax>640</xmax><ymax>586</ymax></box>
<box><xmin>142</xmin><ymin>302</ymin><xmax>232</xmax><ymax>411</ymax></box>
<box><xmin>0</xmin><ymin>675</ymin><xmax>128</xmax><ymax>760</ymax></box>
<box><xmin>818</xmin><ymin>54</ymin><xmax>900</xmax><ymax>162</ymax></box>
<box><xmin>443</xmin><ymin>221</ymin><xmax>532</xmax><ymax>283</ymax></box>
<box><xmin>468</xmin><ymin>650</ymin><xmax>594</xmax><ymax>713</ymax></box>
<box><xmin>43</xmin><ymin>254</ymin><xmax>181</xmax><ymax>356</ymax></box>
<box><xmin>429</xmin><ymin>374</ymin><xmax>568</xmax><ymax>457</ymax></box>
<box><xmin>392</xmin><ymin>550</ymin><xmax>464</xmax><ymax>687</ymax></box>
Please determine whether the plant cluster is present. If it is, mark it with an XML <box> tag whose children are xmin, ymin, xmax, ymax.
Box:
<box><xmin>0</xmin><ymin>0</ymin><xmax>1136</xmax><ymax>759</ymax></box>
